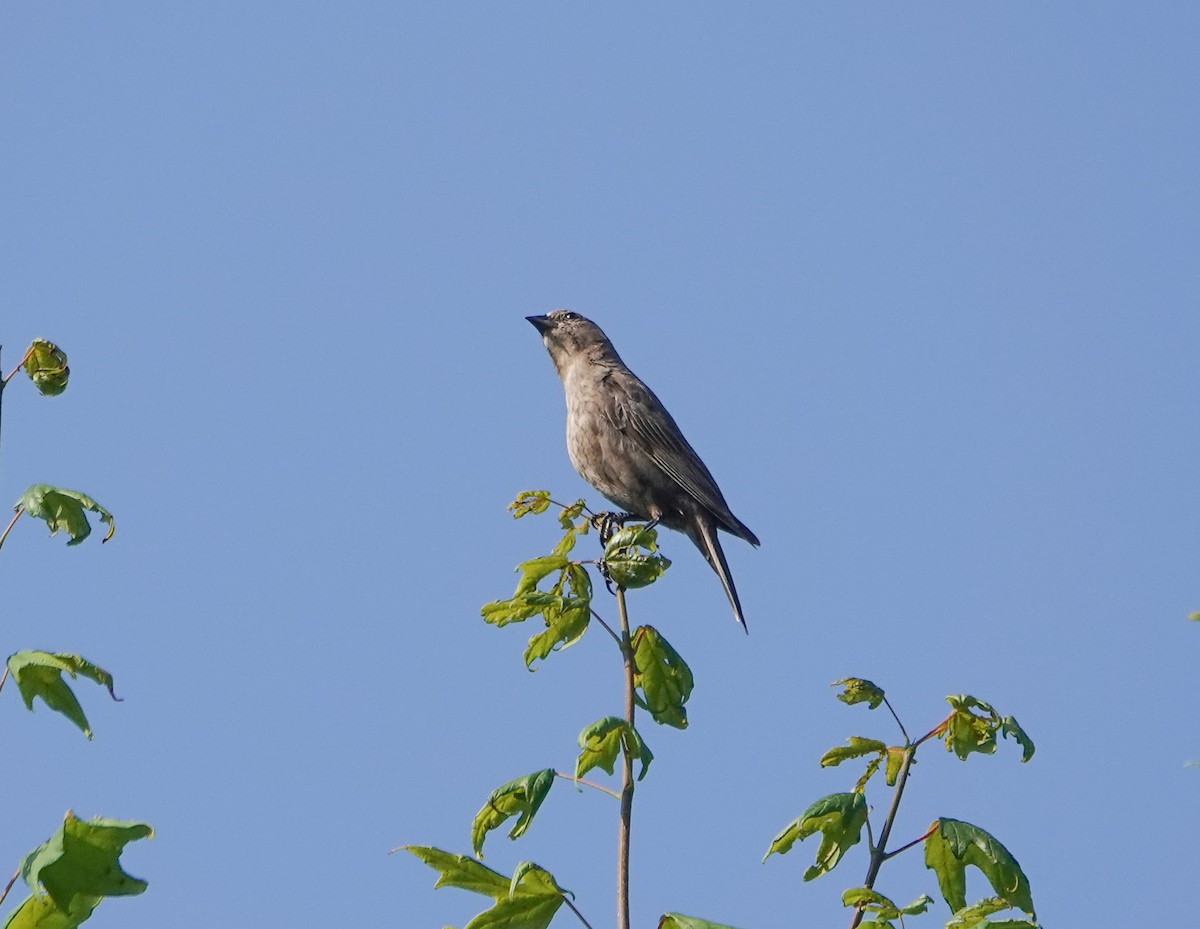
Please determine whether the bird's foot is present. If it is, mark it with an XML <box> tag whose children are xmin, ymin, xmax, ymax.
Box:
<box><xmin>590</xmin><ymin>511</ymin><xmax>633</xmax><ymax>545</ymax></box>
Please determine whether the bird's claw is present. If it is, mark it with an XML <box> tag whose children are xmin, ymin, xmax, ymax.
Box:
<box><xmin>590</xmin><ymin>511</ymin><xmax>633</xmax><ymax>545</ymax></box>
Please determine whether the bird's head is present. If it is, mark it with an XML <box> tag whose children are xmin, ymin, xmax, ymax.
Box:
<box><xmin>526</xmin><ymin>310</ymin><xmax>619</xmax><ymax>373</ymax></box>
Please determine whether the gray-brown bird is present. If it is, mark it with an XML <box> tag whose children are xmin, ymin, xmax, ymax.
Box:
<box><xmin>527</xmin><ymin>309</ymin><xmax>759</xmax><ymax>631</ymax></box>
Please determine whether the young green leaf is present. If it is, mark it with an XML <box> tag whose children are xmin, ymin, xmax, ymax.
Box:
<box><xmin>924</xmin><ymin>818</ymin><xmax>1035</xmax><ymax>918</ymax></box>
<box><xmin>481</xmin><ymin>590</ymin><xmax>559</xmax><ymax>627</ymax></box>
<box><xmin>576</xmin><ymin>717</ymin><xmax>653</xmax><ymax>782</ymax></box>
<box><xmin>1</xmin><ymin>890</ymin><xmax>100</xmax><ymax>929</ymax></box>
<box><xmin>21</xmin><ymin>812</ymin><xmax>151</xmax><ymax>913</ymax></box>
<box><xmin>819</xmin><ymin>737</ymin><xmax>888</xmax><ymax>768</ymax></box>
<box><xmin>884</xmin><ymin>747</ymin><xmax>906</xmax><ymax>786</ymax></box>
<box><xmin>557</xmin><ymin>499</ymin><xmax>587</xmax><ymax>530</ymax></box>
<box><xmin>658</xmin><ymin>915</ymin><xmax>746</xmax><ymax>929</ymax></box>
<box><xmin>945</xmin><ymin>896</ymin><xmax>1039</xmax><ymax>928</ymax></box>
<box><xmin>842</xmin><ymin>886</ymin><xmax>902</xmax><ymax>919</ymax></box>
<box><xmin>7</xmin><ymin>651</ymin><xmax>120</xmax><ymax>739</ymax></box>
<box><xmin>603</xmin><ymin>525</ymin><xmax>671</xmax><ymax>589</ymax></box>
<box><xmin>832</xmin><ymin>678</ymin><xmax>885</xmax><ymax>709</ymax></box>
<box><xmin>509</xmin><ymin>491</ymin><xmax>552</xmax><ymax>518</ymax></box>
<box><xmin>21</xmin><ymin>339</ymin><xmax>70</xmax><ymax>396</ymax></box>
<box><xmin>14</xmin><ymin>485</ymin><xmax>114</xmax><ymax>546</ymax></box>
<box><xmin>471</xmin><ymin>769</ymin><xmax>555</xmax><ymax>858</ymax></box>
<box><xmin>523</xmin><ymin>563</ymin><xmax>592</xmax><ymax>667</ymax></box>
<box><xmin>763</xmin><ymin>792</ymin><xmax>868</xmax><ymax>880</ymax></box>
<box><xmin>943</xmin><ymin>695</ymin><xmax>1002</xmax><ymax>760</ymax></box>
<box><xmin>523</xmin><ymin>598</ymin><xmax>591</xmax><ymax>668</ymax></box>
<box><xmin>632</xmin><ymin>626</ymin><xmax>693</xmax><ymax>729</ymax></box>
<box><xmin>404</xmin><ymin>847</ymin><xmax>567</xmax><ymax>929</ymax></box>
<box><xmin>1000</xmin><ymin>716</ymin><xmax>1035</xmax><ymax>763</ymax></box>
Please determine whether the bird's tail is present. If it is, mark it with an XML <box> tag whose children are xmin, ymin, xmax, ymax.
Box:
<box><xmin>689</xmin><ymin>516</ymin><xmax>749</xmax><ymax>633</ymax></box>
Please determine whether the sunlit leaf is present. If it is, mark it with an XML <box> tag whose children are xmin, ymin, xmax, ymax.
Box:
<box><xmin>21</xmin><ymin>339</ymin><xmax>70</xmax><ymax>396</ymax></box>
<box><xmin>471</xmin><ymin>769</ymin><xmax>555</xmax><ymax>858</ymax></box>
<box><xmin>944</xmin><ymin>896</ymin><xmax>1040</xmax><ymax>928</ymax></box>
<box><xmin>832</xmin><ymin>678</ymin><xmax>885</xmax><ymax>709</ymax></box>
<box><xmin>15</xmin><ymin>485</ymin><xmax>114</xmax><ymax>545</ymax></box>
<box><xmin>603</xmin><ymin>526</ymin><xmax>671</xmax><ymax>589</ymax></box>
<box><xmin>7</xmin><ymin>651</ymin><xmax>120</xmax><ymax>739</ymax></box>
<box><xmin>943</xmin><ymin>695</ymin><xmax>1001</xmax><ymax>760</ymax></box>
<box><xmin>884</xmin><ymin>747</ymin><xmax>905</xmax><ymax>786</ymax></box>
<box><xmin>924</xmin><ymin>818</ymin><xmax>1035</xmax><ymax>918</ymax></box>
<box><xmin>658</xmin><ymin>915</ymin><xmax>746</xmax><ymax>929</ymax></box>
<box><xmin>509</xmin><ymin>491</ymin><xmax>551</xmax><ymax>518</ymax></box>
<box><xmin>21</xmin><ymin>813</ymin><xmax>150</xmax><ymax>913</ymax></box>
<box><xmin>404</xmin><ymin>847</ymin><xmax>567</xmax><ymax>929</ymax></box>
<box><xmin>763</xmin><ymin>792</ymin><xmax>867</xmax><ymax>880</ymax></box>
<box><xmin>632</xmin><ymin>626</ymin><xmax>693</xmax><ymax>729</ymax></box>
<box><xmin>576</xmin><ymin>717</ymin><xmax>652</xmax><ymax>782</ymax></box>
<box><xmin>1</xmin><ymin>891</ymin><xmax>99</xmax><ymax>929</ymax></box>
<box><xmin>820</xmin><ymin>737</ymin><xmax>887</xmax><ymax>768</ymax></box>
<box><xmin>842</xmin><ymin>886</ymin><xmax>900</xmax><ymax>919</ymax></box>
<box><xmin>524</xmin><ymin>565</ymin><xmax>592</xmax><ymax>667</ymax></box>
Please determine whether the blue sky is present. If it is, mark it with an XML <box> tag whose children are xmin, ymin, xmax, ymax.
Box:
<box><xmin>1</xmin><ymin>3</ymin><xmax>1196</xmax><ymax>927</ymax></box>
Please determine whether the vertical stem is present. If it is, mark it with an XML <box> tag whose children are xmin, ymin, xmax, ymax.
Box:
<box><xmin>615</xmin><ymin>586</ymin><xmax>635</xmax><ymax>929</ymax></box>
<box><xmin>848</xmin><ymin>747</ymin><xmax>916</xmax><ymax>929</ymax></box>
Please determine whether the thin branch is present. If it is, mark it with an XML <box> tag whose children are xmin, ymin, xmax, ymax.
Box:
<box><xmin>882</xmin><ymin>822</ymin><xmax>938</xmax><ymax>862</ymax></box>
<box><xmin>0</xmin><ymin>868</ymin><xmax>19</xmax><ymax>909</ymax></box>
<box><xmin>615</xmin><ymin>586</ymin><xmax>635</xmax><ymax>929</ymax></box>
<box><xmin>561</xmin><ymin>894</ymin><xmax>597</xmax><ymax>929</ymax></box>
<box><xmin>590</xmin><ymin>608</ymin><xmax>622</xmax><ymax>646</ymax></box>
<box><xmin>554</xmin><ymin>770</ymin><xmax>621</xmax><ymax>800</ymax></box>
<box><xmin>0</xmin><ymin>666</ymin><xmax>8</xmax><ymax>696</ymax></box>
<box><xmin>0</xmin><ymin>507</ymin><xmax>23</xmax><ymax>552</ymax></box>
<box><xmin>913</xmin><ymin>715</ymin><xmax>951</xmax><ymax>748</ymax></box>
<box><xmin>848</xmin><ymin>746</ymin><xmax>917</xmax><ymax>929</ymax></box>
<box><xmin>882</xmin><ymin>695</ymin><xmax>910</xmax><ymax>745</ymax></box>
<box><xmin>1</xmin><ymin>344</ymin><xmax>33</xmax><ymax>384</ymax></box>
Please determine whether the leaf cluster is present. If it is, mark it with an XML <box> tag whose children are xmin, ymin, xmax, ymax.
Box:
<box><xmin>766</xmin><ymin>680</ymin><xmax>1039</xmax><ymax>927</ymax></box>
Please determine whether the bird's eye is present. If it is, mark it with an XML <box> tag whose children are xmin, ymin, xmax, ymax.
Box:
<box><xmin>561</xmin><ymin>311</ymin><xmax>578</xmax><ymax>321</ymax></box>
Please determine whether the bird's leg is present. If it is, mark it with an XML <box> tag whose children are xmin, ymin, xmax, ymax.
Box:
<box><xmin>590</xmin><ymin>511</ymin><xmax>634</xmax><ymax>546</ymax></box>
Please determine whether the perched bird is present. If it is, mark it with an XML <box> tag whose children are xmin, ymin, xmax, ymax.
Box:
<box><xmin>527</xmin><ymin>309</ymin><xmax>759</xmax><ymax>631</ymax></box>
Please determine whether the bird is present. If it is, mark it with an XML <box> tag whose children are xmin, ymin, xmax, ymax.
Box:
<box><xmin>527</xmin><ymin>309</ymin><xmax>759</xmax><ymax>631</ymax></box>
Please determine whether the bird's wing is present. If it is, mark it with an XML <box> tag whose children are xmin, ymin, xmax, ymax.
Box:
<box><xmin>607</xmin><ymin>373</ymin><xmax>752</xmax><ymax>538</ymax></box>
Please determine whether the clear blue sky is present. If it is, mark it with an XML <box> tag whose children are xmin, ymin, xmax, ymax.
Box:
<box><xmin>1</xmin><ymin>3</ymin><xmax>1196</xmax><ymax>927</ymax></box>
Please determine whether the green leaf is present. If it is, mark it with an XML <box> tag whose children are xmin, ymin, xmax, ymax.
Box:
<box><xmin>924</xmin><ymin>819</ymin><xmax>1035</xmax><ymax>918</ymax></box>
<box><xmin>22</xmin><ymin>339</ymin><xmax>70</xmax><ymax>396</ymax></box>
<box><xmin>1</xmin><ymin>892</ymin><xmax>99</xmax><ymax>929</ymax></box>
<box><xmin>658</xmin><ymin>915</ymin><xmax>746</xmax><ymax>929</ymax></box>
<box><xmin>471</xmin><ymin>769</ymin><xmax>556</xmax><ymax>858</ymax></box>
<box><xmin>557</xmin><ymin>499</ymin><xmax>587</xmax><ymax>530</ymax></box>
<box><xmin>523</xmin><ymin>564</ymin><xmax>592</xmax><ymax>668</ymax></box>
<box><xmin>603</xmin><ymin>526</ymin><xmax>671</xmax><ymax>589</ymax></box>
<box><xmin>855</xmin><ymin>755</ymin><xmax>883</xmax><ymax>793</ymax></box>
<box><xmin>481</xmin><ymin>590</ymin><xmax>558</xmax><ymax>627</ymax></box>
<box><xmin>943</xmin><ymin>695</ymin><xmax>1001</xmax><ymax>760</ymax></box>
<box><xmin>832</xmin><ymin>678</ymin><xmax>885</xmax><ymax>709</ymax></box>
<box><xmin>21</xmin><ymin>813</ymin><xmax>151</xmax><ymax>913</ymax></box>
<box><xmin>576</xmin><ymin>717</ymin><xmax>652</xmax><ymax>782</ymax></box>
<box><xmin>884</xmin><ymin>747</ymin><xmax>905</xmax><ymax>786</ymax></box>
<box><xmin>763</xmin><ymin>792</ymin><xmax>867</xmax><ymax>880</ymax></box>
<box><xmin>1000</xmin><ymin>716</ymin><xmax>1035</xmax><ymax>763</ymax></box>
<box><xmin>7</xmin><ymin>652</ymin><xmax>120</xmax><ymax>739</ymax></box>
<box><xmin>16</xmin><ymin>485</ymin><xmax>114</xmax><ymax>545</ymax></box>
<box><xmin>404</xmin><ymin>847</ymin><xmax>567</xmax><ymax>929</ymax></box>
<box><xmin>515</xmin><ymin>555</ymin><xmax>569</xmax><ymax>593</ymax></box>
<box><xmin>509</xmin><ymin>491</ymin><xmax>551</xmax><ymax>518</ymax></box>
<box><xmin>820</xmin><ymin>737</ymin><xmax>888</xmax><ymax>768</ymax></box>
<box><xmin>945</xmin><ymin>897</ymin><xmax>1039</xmax><ymax>928</ymax></box>
<box><xmin>632</xmin><ymin>626</ymin><xmax>693</xmax><ymax>729</ymax></box>
<box><xmin>842</xmin><ymin>887</ymin><xmax>901</xmax><ymax>919</ymax></box>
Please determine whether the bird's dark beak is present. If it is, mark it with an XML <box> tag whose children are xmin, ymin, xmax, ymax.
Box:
<box><xmin>526</xmin><ymin>315</ymin><xmax>554</xmax><ymax>334</ymax></box>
